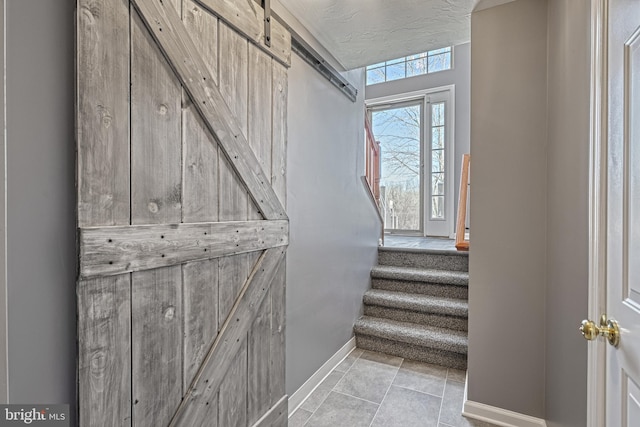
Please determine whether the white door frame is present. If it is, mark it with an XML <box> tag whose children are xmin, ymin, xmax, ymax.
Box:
<box><xmin>366</xmin><ymin>85</ymin><xmax>456</xmax><ymax>238</ymax></box>
<box><xmin>587</xmin><ymin>0</ymin><xmax>608</xmax><ymax>425</ymax></box>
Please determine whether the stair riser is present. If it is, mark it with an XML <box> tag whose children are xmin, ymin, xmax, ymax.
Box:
<box><xmin>372</xmin><ymin>279</ymin><xmax>468</xmax><ymax>300</ymax></box>
<box><xmin>378</xmin><ymin>251</ymin><xmax>468</xmax><ymax>272</ymax></box>
<box><xmin>356</xmin><ymin>334</ymin><xmax>467</xmax><ymax>370</ymax></box>
<box><xmin>364</xmin><ymin>305</ymin><xmax>468</xmax><ymax>331</ymax></box>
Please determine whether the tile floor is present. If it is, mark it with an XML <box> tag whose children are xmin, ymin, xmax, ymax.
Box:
<box><xmin>288</xmin><ymin>349</ymin><xmax>497</xmax><ymax>427</ymax></box>
<box><xmin>383</xmin><ymin>235</ymin><xmax>457</xmax><ymax>251</ymax></box>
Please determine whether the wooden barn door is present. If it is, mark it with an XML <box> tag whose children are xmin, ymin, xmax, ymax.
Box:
<box><xmin>76</xmin><ymin>0</ymin><xmax>289</xmax><ymax>425</ymax></box>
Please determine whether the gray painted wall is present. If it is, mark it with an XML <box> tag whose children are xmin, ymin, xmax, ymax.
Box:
<box><xmin>365</xmin><ymin>43</ymin><xmax>471</xmax><ymax>220</ymax></box>
<box><xmin>545</xmin><ymin>1</ymin><xmax>590</xmax><ymax>426</ymax></box>
<box><xmin>286</xmin><ymin>54</ymin><xmax>380</xmax><ymax>394</ymax></box>
<box><xmin>5</xmin><ymin>0</ymin><xmax>76</xmax><ymax>419</ymax></box>
<box><xmin>468</xmin><ymin>0</ymin><xmax>548</xmax><ymax>418</ymax></box>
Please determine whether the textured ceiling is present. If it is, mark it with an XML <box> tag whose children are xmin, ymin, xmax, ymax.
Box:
<box><xmin>279</xmin><ymin>0</ymin><xmax>481</xmax><ymax>70</ymax></box>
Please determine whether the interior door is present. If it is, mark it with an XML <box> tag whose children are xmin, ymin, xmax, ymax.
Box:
<box><xmin>76</xmin><ymin>0</ymin><xmax>289</xmax><ymax>425</ymax></box>
<box><xmin>606</xmin><ymin>0</ymin><xmax>640</xmax><ymax>424</ymax></box>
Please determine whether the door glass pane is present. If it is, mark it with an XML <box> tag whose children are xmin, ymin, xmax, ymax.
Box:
<box><xmin>430</xmin><ymin>102</ymin><xmax>446</xmax><ymax>220</ymax></box>
<box><xmin>432</xmin><ymin>102</ymin><xmax>445</xmax><ymax>126</ymax></box>
<box><xmin>432</xmin><ymin>126</ymin><xmax>444</xmax><ymax>149</ymax></box>
<box><xmin>432</xmin><ymin>196</ymin><xmax>444</xmax><ymax>219</ymax></box>
<box><xmin>431</xmin><ymin>172</ymin><xmax>444</xmax><ymax>196</ymax></box>
<box><xmin>372</xmin><ymin>103</ymin><xmax>422</xmax><ymax>231</ymax></box>
<box><xmin>432</xmin><ymin>149</ymin><xmax>444</xmax><ymax>173</ymax></box>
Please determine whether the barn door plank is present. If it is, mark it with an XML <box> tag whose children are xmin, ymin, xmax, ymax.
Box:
<box><xmin>270</xmin><ymin>61</ymin><xmax>288</xmax><ymax>413</ymax></box>
<box><xmin>77</xmin><ymin>0</ymin><xmax>131</xmax><ymax>227</ymax></box>
<box><xmin>132</xmin><ymin>267</ymin><xmax>183</xmax><ymax>427</ymax></box>
<box><xmin>77</xmin><ymin>0</ymin><xmax>132</xmax><ymax>425</ymax></box>
<box><xmin>246</xmin><ymin>42</ymin><xmax>274</xmax><ymax>424</ymax></box>
<box><xmin>131</xmin><ymin>0</ymin><xmax>286</xmax><ymax>220</ymax></box>
<box><xmin>248</xmin><ymin>289</ymin><xmax>272</xmax><ymax>425</ymax></box>
<box><xmin>248</xmin><ymin>45</ymin><xmax>273</xmax><ymax>191</ymax></box>
<box><xmin>272</xmin><ymin>62</ymin><xmax>288</xmax><ymax>207</ymax></box>
<box><xmin>217</xmin><ymin>253</ymin><xmax>249</xmax><ymax>427</ymax></box>
<box><xmin>131</xmin><ymin>7</ymin><xmax>183</xmax><ymax>225</ymax></box>
<box><xmin>269</xmin><ymin>260</ymin><xmax>287</xmax><ymax>406</ymax></box>
<box><xmin>195</xmin><ymin>0</ymin><xmax>291</xmax><ymax>66</ymax></box>
<box><xmin>218</xmin><ymin>21</ymin><xmax>248</xmax><ymax>143</ymax></box>
<box><xmin>246</xmin><ymin>45</ymin><xmax>272</xmax><ymax>269</ymax></box>
<box><xmin>130</xmin><ymin>2</ymin><xmax>184</xmax><ymax>426</ymax></box>
<box><xmin>169</xmin><ymin>247</ymin><xmax>285</xmax><ymax>427</ymax></box>
<box><xmin>218</xmin><ymin>19</ymin><xmax>253</xmax><ymax>313</ymax></box>
<box><xmin>182</xmin><ymin>260</ymin><xmax>218</xmax><ymax>392</ymax></box>
<box><xmin>218</xmin><ymin>340</ymin><xmax>248</xmax><ymax>427</ymax></box>
<box><xmin>182</xmin><ymin>259</ymin><xmax>220</xmax><ymax>426</ymax></box>
<box><xmin>78</xmin><ymin>275</ymin><xmax>132</xmax><ymax>427</ymax></box>
<box><xmin>216</xmin><ymin>23</ymin><xmax>253</xmax><ymax>425</ymax></box>
<box><xmin>182</xmin><ymin>0</ymin><xmax>219</xmax><ymax>223</ymax></box>
<box><xmin>180</xmin><ymin>4</ymin><xmax>221</xmax><ymax>425</ymax></box>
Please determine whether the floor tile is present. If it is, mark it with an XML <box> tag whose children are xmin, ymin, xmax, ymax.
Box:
<box><xmin>447</xmin><ymin>368</ymin><xmax>466</xmax><ymax>383</ymax></box>
<box><xmin>301</xmin><ymin>370</ymin><xmax>345</xmax><ymax>412</ymax></box>
<box><xmin>288</xmin><ymin>348</ymin><xmax>492</xmax><ymax>427</ymax></box>
<box><xmin>393</xmin><ymin>359</ymin><xmax>447</xmax><ymax>397</ymax></box>
<box><xmin>439</xmin><ymin>379</ymin><xmax>496</xmax><ymax>427</ymax></box>
<box><xmin>333</xmin><ymin>354</ymin><xmax>400</xmax><ymax>403</ymax></box>
<box><xmin>335</xmin><ymin>348</ymin><xmax>364</xmax><ymax>373</ymax></box>
<box><xmin>439</xmin><ymin>379</ymin><xmax>465</xmax><ymax>426</ymax></box>
<box><xmin>371</xmin><ymin>385</ymin><xmax>441</xmax><ymax>427</ymax></box>
<box><xmin>304</xmin><ymin>391</ymin><xmax>378</xmax><ymax>427</ymax></box>
<box><xmin>288</xmin><ymin>408</ymin><xmax>312</xmax><ymax>427</ymax></box>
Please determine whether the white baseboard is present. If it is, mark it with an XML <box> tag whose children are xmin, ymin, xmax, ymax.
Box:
<box><xmin>288</xmin><ymin>337</ymin><xmax>356</xmax><ymax>416</ymax></box>
<box><xmin>463</xmin><ymin>377</ymin><xmax>547</xmax><ymax>427</ymax></box>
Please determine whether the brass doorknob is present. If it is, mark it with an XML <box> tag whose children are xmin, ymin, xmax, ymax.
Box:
<box><xmin>579</xmin><ymin>314</ymin><xmax>620</xmax><ymax>347</ymax></box>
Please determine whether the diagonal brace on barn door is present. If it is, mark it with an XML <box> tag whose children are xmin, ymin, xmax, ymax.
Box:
<box><xmin>131</xmin><ymin>0</ymin><xmax>286</xmax><ymax>221</ymax></box>
<box><xmin>169</xmin><ymin>247</ymin><xmax>285</xmax><ymax>427</ymax></box>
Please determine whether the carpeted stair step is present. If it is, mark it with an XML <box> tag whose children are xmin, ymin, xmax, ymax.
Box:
<box><xmin>371</xmin><ymin>265</ymin><xmax>469</xmax><ymax>299</ymax></box>
<box><xmin>354</xmin><ymin>316</ymin><xmax>468</xmax><ymax>370</ymax></box>
<box><xmin>363</xmin><ymin>289</ymin><xmax>468</xmax><ymax>331</ymax></box>
<box><xmin>378</xmin><ymin>247</ymin><xmax>468</xmax><ymax>272</ymax></box>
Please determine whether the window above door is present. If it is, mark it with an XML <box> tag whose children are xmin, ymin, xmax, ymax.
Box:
<box><xmin>366</xmin><ymin>47</ymin><xmax>453</xmax><ymax>86</ymax></box>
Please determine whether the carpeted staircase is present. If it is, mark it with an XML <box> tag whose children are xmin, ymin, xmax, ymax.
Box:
<box><xmin>354</xmin><ymin>246</ymin><xmax>469</xmax><ymax>370</ymax></box>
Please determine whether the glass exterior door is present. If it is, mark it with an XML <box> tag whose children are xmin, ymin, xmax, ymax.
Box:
<box><xmin>371</xmin><ymin>101</ymin><xmax>423</xmax><ymax>234</ymax></box>
<box><xmin>368</xmin><ymin>89</ymin><xmax>453</xmax><ymax>237</ymax></box>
